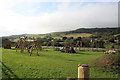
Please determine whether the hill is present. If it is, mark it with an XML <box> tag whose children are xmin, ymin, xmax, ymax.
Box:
<box><xmin>1</xmin><ymin>27</ymin><xmax>119</xmax><ymax>39</ymax></box>
<box><xmin>66</xmin><ymin>27</ymin><xmax>120</xmax><ymax>34</ymax></box>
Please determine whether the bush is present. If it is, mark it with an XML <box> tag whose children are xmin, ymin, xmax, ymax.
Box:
<box><xmin>89</xmin><ymin>54</ymin><xmax>120</xmax><ymax>73</ymax></box>
<box><xmin>54</xmin><ymin>48</ymin><xmax>61</xmax><ymax>51</ymax></box>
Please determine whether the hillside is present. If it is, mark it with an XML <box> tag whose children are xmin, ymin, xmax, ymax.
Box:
<box><xmin>1</xmin><ymin>27</ymin><xmax>119</xmax><ymax>39</ymax></box>
<box><xmin>67</xmin><ymin>27</ymin><xmax>120</xmax><ymax>34</ymax></box>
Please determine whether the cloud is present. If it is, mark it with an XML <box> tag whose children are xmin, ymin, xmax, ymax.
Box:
<box><xmin>0</xmin><ymin>0</ymin><xmax>118</xmax><ymax>36</ymax></box>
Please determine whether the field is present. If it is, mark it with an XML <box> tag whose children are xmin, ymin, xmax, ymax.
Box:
<box><xmin>53</xmin><ymin>33</ymin><xmax>92</xmax><ymax>39</ymax></box>
<box><xmin>1</xmin><ymin>48</ymin><xmax>118</xmax><ymax>79</ymax></box>
<box><xmin>63</xmin><ymin>33</ymin><xmax>92</xmax><ymax>38</ymax></box>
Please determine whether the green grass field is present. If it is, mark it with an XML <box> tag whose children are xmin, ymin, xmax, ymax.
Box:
<box><xmin>1</xmin><ymin>48</ymin><xmax>118</xmax><ymax>79</ymax></box>
<box><xmin>63</xmin><ymin>33</ymin><xmax>92</xmax><ymax>38</ymax></box>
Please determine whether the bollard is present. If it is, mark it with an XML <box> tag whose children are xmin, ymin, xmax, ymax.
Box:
<box><xmin>67</xmin><ymin>78</ymin><xmax>76</xmax><ymax>80</ymax></box>
<box><xmin>78</xmin><ymin>64</ymin><xmax>89</xmax><ymax>80</ymax></box>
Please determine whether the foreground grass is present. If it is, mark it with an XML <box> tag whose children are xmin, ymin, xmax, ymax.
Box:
<box><xmin>1</xmin><ymin>48</ymin><xmax>118</xmax><ymax>79</ymax></box>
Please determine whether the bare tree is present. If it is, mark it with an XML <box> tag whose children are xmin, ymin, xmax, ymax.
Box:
<box><xmin>15</xmin><ymin>36</ymin><xmax>42</xmax><ymax>56</ymax></box>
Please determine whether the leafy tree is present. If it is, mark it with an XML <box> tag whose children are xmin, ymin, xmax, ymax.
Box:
<box><xmin>94</xmin><ymin>40</ymin><xmax>105</xmax><ymax>48</ymax></box>
<box><xmin>2</xmin><ymin>38</ymin><xmax>11</xmax><ymax>49</ymax></box>
<box><xmin>62</xmin><ymin>37</ymin><xmax>67</xmax><ymax>41</ymax></box>
<box><xmin>82</xmin><ymin>38</ymin><xmax>90</xmax><ymax>47</ymax></box>
<box><xmin>74</xmin><ymin>37</ymin><xmax>82</xmax><ymax>50</ymax></box>
<box><xmin>108</xmin><ymin>36</ymin><xmax>115</xmax><ymax>43</ymax></box>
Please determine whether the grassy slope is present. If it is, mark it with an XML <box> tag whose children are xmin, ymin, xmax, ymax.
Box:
<box><xmin>51</xmin><ymin>33</ymin><xmax>92</xmax><ymax>39</ymax></box>
<box><xmin>2</xmin><ymin>48</ymin><xmax>118</xmax><ymax>79</ymax></box>
<box><xmin>63</xmin><ymin>33</ymin><xmax>92</xmax><ymax>38</ymax></box>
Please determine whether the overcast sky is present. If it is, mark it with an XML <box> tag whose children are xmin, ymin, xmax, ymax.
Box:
<box><xmin>0</xmin><ymin>0</ymin><xmax>119</xmax><ymax>36</ymax></box>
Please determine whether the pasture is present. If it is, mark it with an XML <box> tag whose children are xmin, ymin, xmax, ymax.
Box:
<box><xmin>1</xmin><ymin>48</ymin><xmax>118</xmax><ymax>79</ymax></box>
<box><xmin>63</xmin><ymin>33</ymin><xmax>92</xmax><ymax>38</ymax></box>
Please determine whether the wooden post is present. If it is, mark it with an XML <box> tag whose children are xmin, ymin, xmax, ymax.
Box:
<box><xmin>78</xmin><ymin>64</ymin><xmax>89</xmax><ymax>80</ymax></box>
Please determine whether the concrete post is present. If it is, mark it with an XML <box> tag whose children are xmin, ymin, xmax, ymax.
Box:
<box><xmin>78</xmin><ymin>64</ymin><xmax>89</xmax><ymax>80</ymax></box>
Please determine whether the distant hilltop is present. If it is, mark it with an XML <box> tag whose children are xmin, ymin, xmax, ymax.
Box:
<box><xmin>1</xmin><ymin>27</ymin><xmax>120</xmax><ymax>39</ymax></box>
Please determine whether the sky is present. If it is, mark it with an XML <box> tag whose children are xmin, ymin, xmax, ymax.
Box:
<box><xmin>0</xmin><ymin>0</ymin><xmax>119</xmax><ymax>37</ymax></box>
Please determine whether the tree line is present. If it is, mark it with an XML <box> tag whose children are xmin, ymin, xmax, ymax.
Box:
<box><xmin>2</xmin><ymin>33</ymin><xmax>120</xmax><ymax>49</ymax></box>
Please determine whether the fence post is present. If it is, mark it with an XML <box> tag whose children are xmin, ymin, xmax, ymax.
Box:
<box><xmin>78</xmin><ymin>64</ymin><xmax>89</xmax><ymax>80</ymax></box>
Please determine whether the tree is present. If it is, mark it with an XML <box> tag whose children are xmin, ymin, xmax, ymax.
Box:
<box><xmin>75</xmin><ymin>37</ymin><xmax>82</xmax><ymax>50</ymax></box>
<box><xmin>94</xmin><ymin>39</ymin><xmax>105</xmax><ymax>48</ymax></box>
<box><xmin>61</xmin><ymin>38</ymin><xmax>76</xmax><ymax>53</ymax></box>
<box><xmin>82</xmin><ymin>38</ymin><xmax>90</xmax><ymax>47</ymax></box>
<box><xmin>108</xmin><ymin>36</ymin><xmax>115</xmax><ymax>43</ymax></box>
<box><xmin>76</xmin><ymin>37</ymin><xmax>82</xmax><ymax>40</ymax></box>
<box><xmin>62</xmin><ymin>37</ymin><xmax>67</xmax><ymax>41</ymax></box>
<box><xmin>2</xmin><ymin>38</ymin><xmax>11</xmax><ymax>49</ymax></box>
